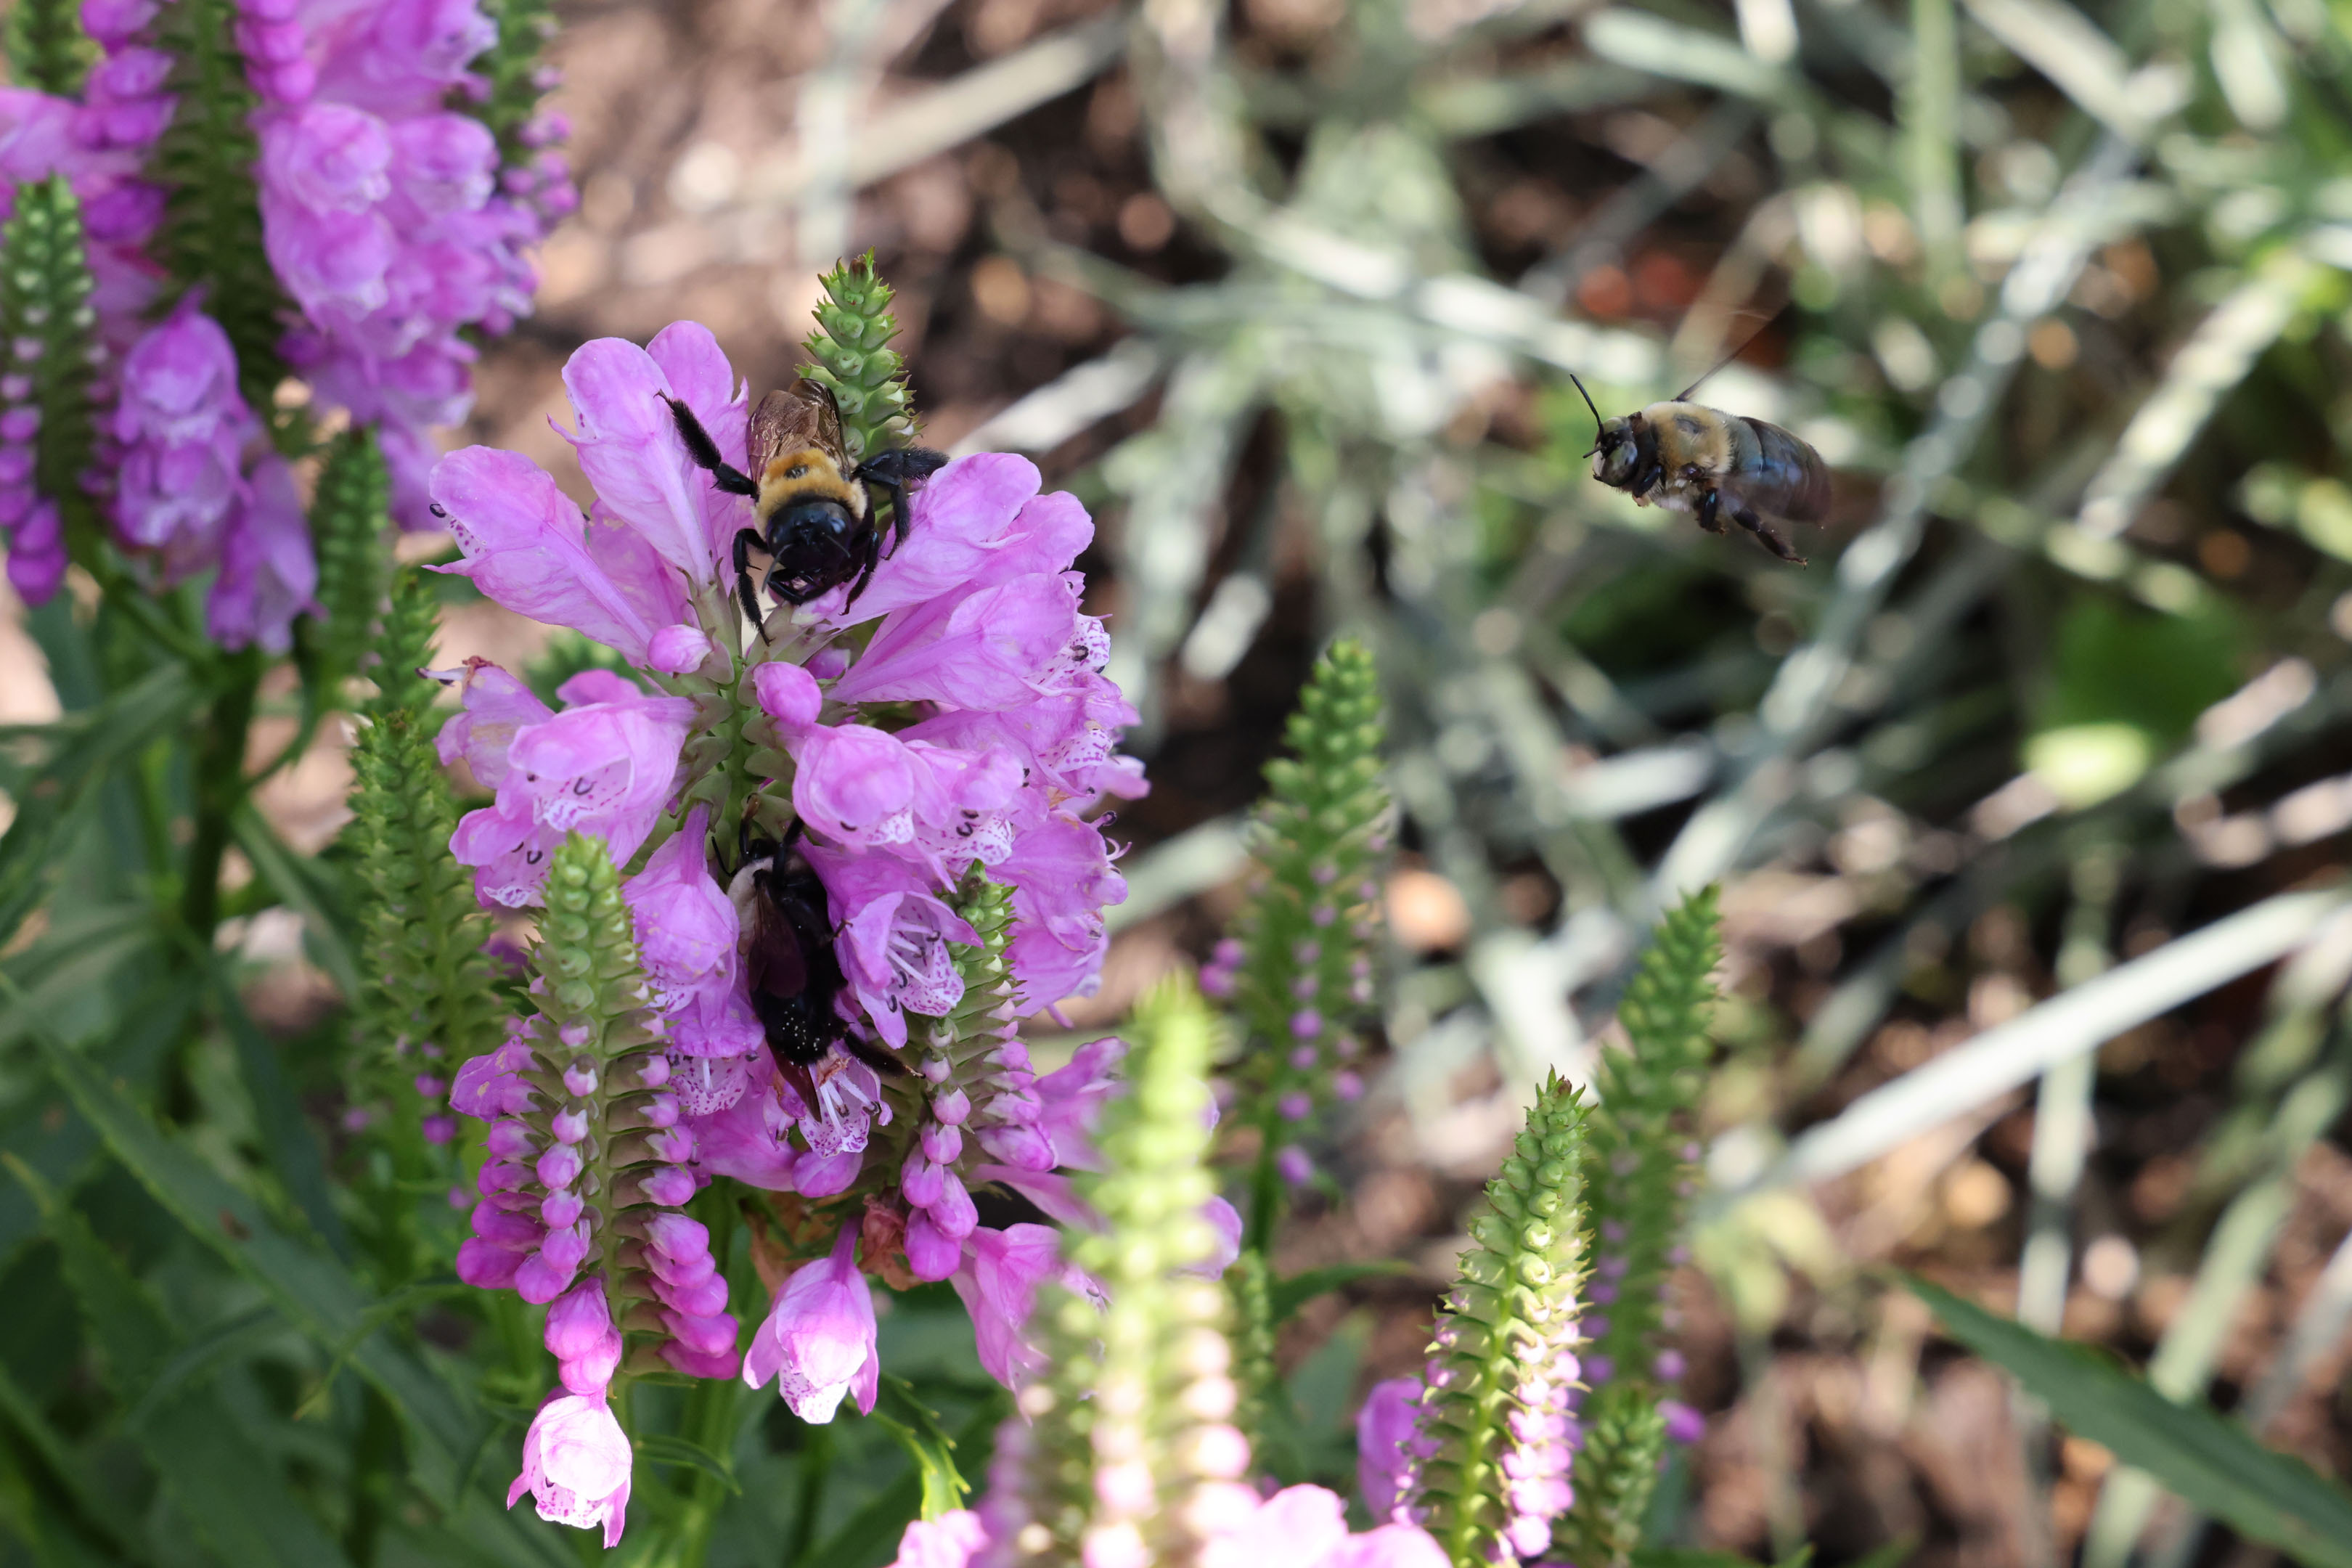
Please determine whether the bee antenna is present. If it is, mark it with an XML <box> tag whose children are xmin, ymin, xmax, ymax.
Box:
<box><xmin>1567</xmin><ymin>371</ymin><xmax>1604</xmax><ymax>446</ymax></box>
<box><xmin>1672</xmin><ymin>308</ymin><xmax>1784</xmax><ymax>403</ymax></box>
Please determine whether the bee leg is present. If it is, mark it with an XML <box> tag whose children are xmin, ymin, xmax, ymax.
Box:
<box><xmin>1728</xmin><ymin>499</ymin><xmax>1808</xmax><ymax>565</ymax></box>
<box><xmin>1630</xmin><ymin>460</ymin><xmax>1665</xmax><ymax>500</ymax></box>
<box><xmin>1696</xmin><ymin>486</ymin><xmax>1728</xmax><ymax>534</ymax></box>
<box><xmin>732</xmin><ymin>528</ymin><xmax>772</xmax><ymax>634</ymax></box>
<box><xmin>661</xmin><ymin>394</ymin><xmax>761</xmax><ymax>497</ymax></box>
<box><xmin>841</xmin><ymin>528</ymin><xmax>883</xmax><ymax>608</ymax></box>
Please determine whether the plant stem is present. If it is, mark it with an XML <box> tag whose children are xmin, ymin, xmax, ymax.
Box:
<box><xmin>181</xmin><ymin>651</ymin><xmax>261</xmax><ymax>937</ymax></box>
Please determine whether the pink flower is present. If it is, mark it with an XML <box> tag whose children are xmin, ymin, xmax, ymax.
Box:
<box><xmin>888</xmin><ymin>1509</ymin><xmax>989</xmax><ymax>1568</ymax></box>
<box><xmin>1200</xmin><ymin>1487</ymin><xmax>1447</xmax><ymax>1568</ymax></box>
<box><xmin>507</xmin><ymin>1390</ymin><xmax>632</xmax><ymax>1547</ymax></box>
<box><xmin>815</xmin><ymin>452</ymin><xmax>1093</xmax><ymax>624</ymax></box>
<box><xmin>206</xmin><ymin>454</ymin><xmax>319</xmax><ymax>654</ymax></box>
<box><xmin>430</xmin><ymin>447</ymin><xmax>682</xmax><ymax>663</ymax></box>
<box><xmin>110</xmin><ymin>297</ymin><xmax>250</xmax><ymax>551</ymax></box>
<box><xmin>555</xmin><ymin>325</ymin><xmax>747</xmax><ymax>587</ymax></box>
<box><xmin>804</xmin><ymin>845</ymin><xmax>979</xmax><ymax>1048</ymax></box>
<box><xmin>431</xmin><ymin>658</ymin><xmax>554</xmax><ymax>789</ymax></box>
<box><xmin>623</xmin><ymin>807</ymin><xmax>738</xmax><ymax>1010</ymax></box>
<box><xmin>828</xmin><ymin>571</ymin><xmax>1081</xmax><ymax>712</ymax></box>
<box><xmin>544</xmin><ymin>1277</ymin><xmax>624</xmax><ymax>1396</ymax></box>
<box><xmin>949</xmin><ymin>1223</ymin><xmax>1092</xmax><ymax>1389</ymax></box>
<box><xmin>1033</xmin><ymin>1036</ymin><xmax>1125</xmax><ymax>1170</ymax></box>
<box><xmin>1355</xmin><ymin>1379</ymin><xmax>1425</xmax><ymax>1519</ymax></box>
<box><xmin>743</xmin><ymin>1222</ymin><xmax>879</xmax><ymax>1423</ymax></box>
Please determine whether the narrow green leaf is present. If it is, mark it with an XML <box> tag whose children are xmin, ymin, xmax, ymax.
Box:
<box><xmin>0</xmin><ymin>667</ymin><xmax>192</xmax><ymax>943</ymax></box>
<box><xmin>203</xmin><ymin>953</ymin><xmax>352</xmax><ymax>1258</ymax></box>
<box><xmin>1907</xmin><ymin>1275</ymin><xmax>2352</xmax><ymax>1568</ymax></box>
<box><xmin>0</xmin><ymin>1355</ymin><xmax>131</xmax><ymax>1558</ymax></box>
<box><xmin>9</xmin><ymin>1155</ymin><xmax>356</xmax><ymax>1568</ymax></box>
<box><xmin>873</xmin><ymin>1376</ymin><xmax>973</xmax><ymax>1519</ymax></box>
<box><xmin>1267</xmin><ymin>1258</ymin><xmax>1413</xmax><ymax>1324</ymax></box>
<box><xmin>118</xmin><ymin>1304</ymin><xmax>277</xmax><ymax>1432</ymax></box>
<box><xmin>634</xmin><ymin>1433</ymin><xmax>743</xmax><ymax>1495</ymax></box>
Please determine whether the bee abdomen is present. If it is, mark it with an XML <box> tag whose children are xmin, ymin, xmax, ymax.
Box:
<box><xmin>1736</xmin><ymin>416</ymin><xmax>1832</xmax><ymax>522</ymax></box>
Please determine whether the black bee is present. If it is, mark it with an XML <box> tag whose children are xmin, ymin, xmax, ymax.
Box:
<box><xmin>727</xmin><ymin>823</ymin><xmax>905</xmax><ymax>1078</ymax></box>
<box><xmin>1569</xmin><ymin>354</ymin><xmax>1831</xmax><ymax>565</ymax></box>
<box><xmin>661</xmin><ymin>377</ymin><xmax>947</xmax><ymax>629</ymax></box>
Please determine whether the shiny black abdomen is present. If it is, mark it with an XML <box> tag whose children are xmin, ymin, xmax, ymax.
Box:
<box><xmin>1734</xmin><ymin>417</ymin><xmax>1832</xmax><ymax>521</ymax></box>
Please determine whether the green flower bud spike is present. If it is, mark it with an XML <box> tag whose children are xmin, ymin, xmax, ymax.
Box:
<box><xmin>800</xmin><ymin>251</ymin><xmax>918</xmax><ymax>464</ymax></box>
<box><xmin>1221</xmin><ymin>637</ymin><xmax>1390</xmax><ymax>1246</ymax></box>
<box><xmin>343</xmin><ymin>680</ymin><xmax>502</xmax><ymax>1280</ymax></box>
<box><xmin>300</xmin><ymin>427</ymin><xmax>392</xmax><ymax>704</ymax></box>
<box><xmin>1004</xmin><ymin>976</ymin><xmax>1242</xmax><ymax>1567</ymax></box>
<box><xmin>0</xmin><ymin>177</ymin><xmax>99</xmax><ymax>543</ymax></box>
<box><xmin>1408</xmin><ymin>1073</ymin><xmax>1590</xmax><ymax>1567</ymax></box>
<box><xmin>5</xmin><ymin>0</ymin><xmax>94</xmax><ymax>94</ymax></box>
<box><xmin>1559</xmin><ymin>886</ymin><xmax>1721</xmax><ymax>1561</ymax></box>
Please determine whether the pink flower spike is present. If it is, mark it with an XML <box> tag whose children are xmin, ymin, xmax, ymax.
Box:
<box><xmin>743</xmin><ymin>1222</ymin><xmax>880</xmax><ymax>1424</ymax></box>
<box><xmin>507</xmin><ymin>1390</ymin><xmax>632</xmax><ymax>1547</ymax></box>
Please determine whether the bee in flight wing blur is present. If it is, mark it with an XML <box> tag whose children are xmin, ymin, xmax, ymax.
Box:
<box><xmin>661</xmin><ymin>377</ymin><xmax>947</xmax><ymax>630</ymax></box>
<box><xmin>1568</xmin><ymin>348</ymin><xmax>1831</xmax><ymax>565</ymax></box>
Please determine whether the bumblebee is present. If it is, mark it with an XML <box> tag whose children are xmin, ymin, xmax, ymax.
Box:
<box><xmin>727</xmin><ymin>823</ymin><xmax>905</xmax><ymax>1079</ymax></box>
<box><xmin>663</xmin><ymin>377</ymin><xmax>947</xmax><ymax>629</ymax></box>
<box><xmin>1569</xmin><ymin>367</ymin><xmax>1830</xmax><ymax>565</ymax></box>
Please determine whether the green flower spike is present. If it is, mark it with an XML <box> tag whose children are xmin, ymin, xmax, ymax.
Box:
<box><xmin>1410</xmin><ymin>1073</ymin><xmax>1590</xmax><ymax>1568</ymax></box>
<box><xmin>801</xmin><ymin>251</ymin><xmax>919</xmax><ymax>464</ymax></box>
<box><xmin>343</xmin><ymin>677</ymin><xmax>502</xmax><ymax>1280</ymax></box>
<box><xmin>299</xmin><ymin>427</ymin><xmax>392</xmax><ymax>703</ymax></box>
<box><xmin>5</xmin><ymin>0</ymin><xmax>94</xmax><ymax>94</ymax></box>
<box><xmin>0</xmin><ymin>177</ymin><xmax>99</xmax><ymax>539</ymax></box>
<box><xmin>1559</xmin><ymin>886</ymin><xmax>1721</xmax><ymax>1561</ymax></box>
<box><xmin>1004</xmin><ymin>977</ymin><xmax>1245</xmax><ymax>1567</ymax></box>
<box><xmin>1219</xmin><ymin>637</ymin><xmax>1390</xmax><ymax>1245</ymax></box>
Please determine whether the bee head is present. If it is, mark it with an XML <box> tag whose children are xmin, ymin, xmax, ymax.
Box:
<box><xmin>1590</xmin><ymin>415</ymin><xmax>1642</xmax><ymax>487</ymax></box>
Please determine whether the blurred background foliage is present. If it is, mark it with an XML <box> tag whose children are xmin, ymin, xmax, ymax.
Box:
<box><xmin>10</xmin><ymin>0</ymin><xmax>2352</xmax><ymax>1561</ymax></box>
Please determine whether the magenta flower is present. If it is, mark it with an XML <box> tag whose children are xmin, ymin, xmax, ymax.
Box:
<box><xmin>1355</xmin><ymin>1378</ymin><xmax>1426</xmax><ymax>1520</ymax></box>
<box><xmin>1201</xmin><ymin>1487</ymin><xmax>1448</xmax><ymax>1568</ymax></box>
<box><xmin>507</xmin><ymin>1391</ymin><xmax>633</xmax><ymax>1547</ymax></box>
<box><xmin>446</xmin><ymin>669</ymin><xmax>693</xmax><ymax>908</ymax></box>
<box><xmin>743</xmin><ymin>1222</ymin><xmax>881</xmax><ymax>1424</ymax></box>
<box><xmin>543</xmin><ymin>1277</ymin><xmax>624</xmax><ymax>1396</ymax></box>
<box><xmin>947</xmin><ymin>1223</ymin><xmax>1089</xmax><ymax>1389</ymax></box>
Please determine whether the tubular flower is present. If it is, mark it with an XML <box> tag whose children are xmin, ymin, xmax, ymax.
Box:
<box><xmin>509</xmin><ymin>1390</ymin><xmax>633</xmax><ymax>1548</ymax></box>
<box><xmin>430</xmin><ymin>283</ymin><xmax>1143</xmax><ymax>1423</ymax></box>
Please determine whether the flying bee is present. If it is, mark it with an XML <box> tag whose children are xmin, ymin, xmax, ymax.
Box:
<box><xmin>1568</xmin><ymin>350</ymin><xmax>1831</xmax><ymax>565</ymax></box>
<box><xmin>727</xmin><ymin>822</ymin><xmax>905</xmax><ymax>1079</ymax></box>
<box><xmin>662</xmin><ymin>377</ymin><xmax>948</xmax><ymax>630</ymax></box>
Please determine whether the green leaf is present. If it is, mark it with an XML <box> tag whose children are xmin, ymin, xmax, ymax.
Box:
<box><xmin>0</xmin><ymin>1356</ymin><xmax>132</xmax><ymax>1559</ymax></box>
<box><xmin>873</xmin><ymin>1375</ymin><xmax>972</xmax><ymax>1519</ymax></box>
<box><xmin>0</xmin><ymin>667</ymin><xmax>193</xmax><ymax>944</ymax></box>
<box><xmin>634</xmin><ymin>1434</ymin><xmax>743</xmax><ymax>1494</ymax></box>
<box><xmin>203</xmin><ymin>953</ymin><xmax>353</xmax><ymax>1257</ymax></box>
<box><xmin>8</xmin><ymin>1154</ymin><xmax>356</xmax><ymax>1568</ymax></box>
<box><xmin>1906</xmin><ymin>1275</ymin><xmax>2352</xmax><ymax>1568</ymax></box>
<box><xmin>1267</xmin><ymin>1258</ymin><xmax>1413</xmax><ymax>1324</ymax></box>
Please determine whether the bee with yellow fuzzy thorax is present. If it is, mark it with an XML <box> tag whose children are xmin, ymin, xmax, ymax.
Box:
<box><xmin>662</xmin><ymin>375</ymin><xmax>947</xmax><ymax>629</ymax></box>
<box><xmin>1569</xmin><ymin>345</ymin><xmax>1831</xmax><ymax>565</ymax></box>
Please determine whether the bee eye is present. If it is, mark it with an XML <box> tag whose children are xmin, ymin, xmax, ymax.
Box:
<box><xmin>786</xmin><ymin>464</ymin><xmax>807</xmax><ymax>478</ymax></box>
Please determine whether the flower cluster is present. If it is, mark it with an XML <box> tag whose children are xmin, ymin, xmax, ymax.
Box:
<box><xmin>0</xmin><ymin>0</ymin><xmax>565</xmax><ymax>637</ymax></box>
<box><xmin>242</xmin><ymin>0</ymin><xmax>573</xmax><ymax>523</ymax></box>
<box><xmin>425</xmin><ymin>294</ymin><xmax>1146</xmax><ymax>1543</ymax></box>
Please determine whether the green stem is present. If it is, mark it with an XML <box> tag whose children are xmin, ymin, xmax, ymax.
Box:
<box><xmin>180</xmin><ymin>653</ymin><xmax>261</xmax><ymax>936</ymax></box>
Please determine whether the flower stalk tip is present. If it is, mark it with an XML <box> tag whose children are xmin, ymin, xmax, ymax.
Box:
<box><xmin>801</xmin><ymin>250</ymin><xmax>917</xmax><ymax>462</ymax></box>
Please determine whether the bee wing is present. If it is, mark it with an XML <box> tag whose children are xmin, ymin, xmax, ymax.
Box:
<box><xmin>742</xmin><ymin>889</ymin><xmax>809</xmax><ymax>1000</ymax></box>
<box><xmin>748</xmin><ymin>380</ymin><xmax>849</xmax><ymax>476</ymax></box>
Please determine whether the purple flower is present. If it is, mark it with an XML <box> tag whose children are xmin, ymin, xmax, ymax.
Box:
<box><xmin>1199</xmin><ymin>1486</ymin><xmax>1449</xmax><ymax>1568</ymax></box>
<box><xmin>948</xmin><ymin>1223</ymin><xmax>1080</xmax><ymax>1389</ymax></box>
<box><xmin>743</xmin><ymin>1222</ymin><xmax>880</xmax><ymax>1423</ymax></box>
<box><xmin>207</xmin><ymin>454</ymin><xmax>320</xmax><ymax>653</ymax></box>
<box><xmin>555</xmin><ymin>329</ymin><xmax>746</xmax><ymax>587</ymax></box>
<box><xmin>1660</xmin><ymin>1398</ymin><xmax>1706</xmax><ymax>1445</ymax></box>
<box><xmin>447</xmin><ymin>669</ymin><xmax>693</xmax><ymax>907</ymax></box>
<box><xmin>508</xmin><ymin>1391</ymin><xmax>632</xmax><ymax>1547</ymax></box>
<box><xmin>544</xmin><ymin>1277</ymin><xmax>624</xmax><ymax>1396</ymax></box>
<box><xmin>110</xmin><ymin>297</ymin><xmax>250</xmax><ymax>550</ymax></box>
<box><xmin>805</xmin><ymin>845</ymin><xmax>979</xmax><ymax>1049</ymax></box>
<box><xmin>1032</xmin><ymin>1036</ymin><xmax>1125</xmax><ymax>1170</ymax></box>
<box><xmin>887</xmin><ymin>1510</ymin><xmax>989</xmax><ymax>1568</ymax></box>
<box><xmin>1356</xmin><ymin>1378</ymin><xmax>1426</xmax><ymax>1519</ymax></box>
